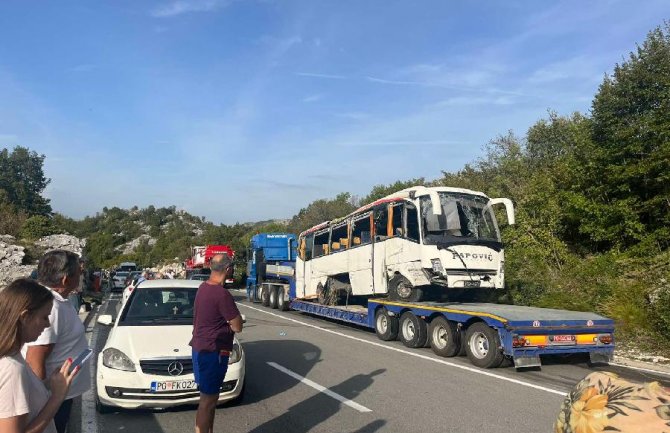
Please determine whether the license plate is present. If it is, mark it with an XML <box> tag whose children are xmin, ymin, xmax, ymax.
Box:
<box><xmin>463</xmin><ymin>280</ymin><xmax>481</xmax><ymax>288</ymax></box>
<box><xmin>150</xmin><ymin>380</ymin><xmax>197</xmax><ymax>392</ymax></box>
<box><xmin>550</xmin><ymin>335</ymin><xmax>575</xmax><ymax>344</ymax></box>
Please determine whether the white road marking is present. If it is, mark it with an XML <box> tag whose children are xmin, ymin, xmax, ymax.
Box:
<box><xmin>238</xmin><ymin>302</ymin><xmax>567</xmax><ymax>397</ymax></box>
<box><xmin>610</xmin><ymin>362</ymin><xmax>670</xmax><ymax>377</ymax></box>
<box><xmin>81</xmin><ymin>300</ymin><xmax>107</xmax><ymax>433</ymax></box>
<box><xmin>267</xmin><ymin>362</ymin><xmax>372</xmax><ymax>413</ymax></box>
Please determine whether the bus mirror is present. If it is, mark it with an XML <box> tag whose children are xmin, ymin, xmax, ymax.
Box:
<box><xmin>490</xmin><ymin>198</ymin><xmax>515</xmax><ymax>225</ymax></box>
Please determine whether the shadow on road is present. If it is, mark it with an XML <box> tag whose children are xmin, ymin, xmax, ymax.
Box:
<box><xmin>247</xmin><ymin>368</ymin><xmax>386</xmax><ymax>433</ymax></box>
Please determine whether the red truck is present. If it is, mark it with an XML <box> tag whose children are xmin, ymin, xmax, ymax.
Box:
<box><xmin>185</xmin><ymin>245</ymin><xmax>235</xmax><ymax>286</ymax></box>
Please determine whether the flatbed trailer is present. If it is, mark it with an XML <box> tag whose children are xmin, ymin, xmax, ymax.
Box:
<box><xmin>259</xmin><ymin>282</ymin><xmax>615</xmax><ymax>369</ymax></box>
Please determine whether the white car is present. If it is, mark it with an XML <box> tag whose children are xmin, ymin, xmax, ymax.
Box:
<box><xmin>95</xmin><ymin>280</ymin><xmax>245</xmax><ymax>411</ymax></box>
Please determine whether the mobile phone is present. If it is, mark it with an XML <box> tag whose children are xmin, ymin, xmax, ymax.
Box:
<box><xmin>68</xmin><ymin>349</ymin><xmax>93</xmax><ymax>374</ymax></box>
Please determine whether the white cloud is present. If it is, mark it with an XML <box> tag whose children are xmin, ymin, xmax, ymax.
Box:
<box><xmin>150</xmin><ymin>0</ymin><xmax>230</xmax><ymax>18</ymax></box>
<box><xmin>296</xmin><ymin>72</ymin><xmax>347</xmax><ymax>80</ymax></box>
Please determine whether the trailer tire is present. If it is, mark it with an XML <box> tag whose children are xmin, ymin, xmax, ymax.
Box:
<box><xmin>374</xmin><ymin>308</ymin><xmax>398</xmax><ymax>341</ymax></box>
<box><xmin>464</xmin><ymin>322</ymin><xmax>504</xmax><ymax>368</ymax></box>
<box><xmin>388</xmin><ymin>275</ymin><xmax>423</xmax><ymax>302</ymax></box>
<box><xmin>269</xmin><ymin>285</ymin><xmax>279</xmax><ymax>309</ymax></box>
<box><xmin>277</xmin><ymin>286</ymin><xmax>288</xmax><ymax>311</ymax></box>
<box><xmin>261</xmin><ymin>285</ymin><xmax>270</xmax><ymax>307</ymax></box>
<box><xmin>428</xmin><ymin>317</ymin><xmax>460</xmax><ymax>357</ymax></box>
<box><xmin>398</xmin><ymin>311</ymin><xmax>428</xmax><ymax>348</ymax></box>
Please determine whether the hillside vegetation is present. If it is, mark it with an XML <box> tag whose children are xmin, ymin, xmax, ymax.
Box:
<box><xmin>1</xmin><ymin>24</ymin><xmax>669</xmax><ymax>352</ymax></box>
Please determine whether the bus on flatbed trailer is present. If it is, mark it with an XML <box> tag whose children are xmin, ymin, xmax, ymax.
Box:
<box><xmin>258</xmin><ymin>283</ymin><xmax>615</xmax><ymax>369</ymax></box>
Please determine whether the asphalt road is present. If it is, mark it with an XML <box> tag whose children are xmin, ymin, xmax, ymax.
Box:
<box><xmin>74</xmin><ymin>289</ymin><xmax>670</xmax><ymax>433</ymax></box>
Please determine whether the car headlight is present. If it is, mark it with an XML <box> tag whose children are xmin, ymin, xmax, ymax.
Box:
<box><xmin>102</xmin><ymin>348</ymin><xmax>136</xmax><ymax>372</ymax></box>
<box><xmin>228</xmin><ymin>342</ymin><xmax>242</xmax><ymax>365</ymax></box>
<box><xmin>431</xmin><ymin>258</ymin><xmax>444</xmax><ymax>274</ymax></box>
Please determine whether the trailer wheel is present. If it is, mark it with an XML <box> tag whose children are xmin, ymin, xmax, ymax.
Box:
<box><xmin>374</xmin><ymin>308</ymin><xmax>398</xmax><ymax>341</ymax></box>
<box><xmin>398</xmin><ymin>311</ymin><xmax>428</xmax><ymax>348</ymax></box>
<box><xmin>428</xmin><ymin>317</ymin><xmax>460</xmax><ymax>357</ymax></box>
<box><xmin>261</xmin><ymin>285</ymin><xmax>270</xmax><ymax>307</ymax></box>
<box><xmin>269</xmin><ymin>285</ymin><xmax>279</xmax><ymax>309</ymax></box>
<box><xmin>464</xmin><ymin>322</ymin><xmax>504</xmax><ymax>368</ymax></box>
<box><xmin>388</xmin><ymin>275</ymin><xmax>423</xmax><ymax>302</ymax></box>
<box><xmin>277</xmin><ymin>287</ymin><xmax>288</xmax><ymax>311</ymax></box>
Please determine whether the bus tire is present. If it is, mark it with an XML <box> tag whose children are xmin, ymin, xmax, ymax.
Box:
<box><xmin>428</xmin><ymin>317</ymin><xmax>460</xmax><ymax>357</ymax></box>
<box><xmin>398</xmin><ymin>311</ymin><xmax>428</xmax><ymax>348</ymax></box>
<box><xmin>464</xmin><ymin>322</ymin><xmax>504</xmax><ymax>368</ymax></box>
<box><xmin>269</xmin><ymin>285</ymin><xmax>279</xmax><ymax>309</ymax></box>
<box><xmin>261</xmin><ymin>285</ymin><xmax>270</xmax><ymax>307</ymax></box>
<box><xmin>374</xmin><ymin>308</ymin><xmax>398</xmax><ymax>341</ymax></box>
<box><xmin>388</xmin><ymin>275</ymin><xmax>423</xmax><ymax>302</ymax></box>
<box><xmin>277</xmin><ymin>287</ymin><xmax>289</xmax><ymax>311</ymax></box>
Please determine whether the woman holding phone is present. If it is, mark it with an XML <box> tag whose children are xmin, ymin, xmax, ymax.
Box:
<box><xmin>0</xmin><ymin>278</ymin><xmax>80</xmax><ymax>433</ymax></box>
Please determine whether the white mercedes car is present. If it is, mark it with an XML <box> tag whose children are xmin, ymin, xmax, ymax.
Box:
<box><xmin>95</xmin><ymin>279</ymin><xmax>245</xmax><ymax>411</ymax></box>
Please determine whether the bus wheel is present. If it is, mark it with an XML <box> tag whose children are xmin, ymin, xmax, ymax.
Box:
<box><xmin>464</xmin><ymin>322</ymin><xmax>504</xmax><ymax>368</ymax></box>
<box><xmin>374</xmin><ymin>308</ymin><xmax>398</xmax><ymax>341</ymax></box>
<box><xmin>261</xmin><ymin>286</ymin><xmax>270</xmax><ymax>307</ymax></box>
<box><xmin>388</xmin><ymin>275</ymin><xmax>423</xmax><ymax>302</ymax></box>
<box><xmin>428</xmin><ymin>317</ymin><xmax>460</xmax><ymax>357</ymax></box>
<box><xmin>277</xmin><ymin>287</ymin><xmax>288</xmax><ymax>311</ymax></box>
<box><xmin>269</xmin><ymin>285</ymin><xmax>279</xmax><ymax>309</ymax></box>
<box><xmin>398</xmin><ymin>311</ymin><xmax>427</xmax><ymax>348</ymax></box>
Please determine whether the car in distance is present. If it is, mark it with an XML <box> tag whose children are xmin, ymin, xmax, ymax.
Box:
<box><xmin>111</xmin><ymin>271</ymin><xmax>129</xmax><ymax>292</ymax></box>
<box><xmin>95</xmin><ymin>280</ymin><xmax>245</xmax><ymax>411</ymax></box>
<box><xmin>188</xmin><ymin>274</ymin><xmax>210</xmax><ymax>281</ymax></box>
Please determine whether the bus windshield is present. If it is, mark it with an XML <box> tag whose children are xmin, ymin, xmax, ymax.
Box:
<box><xmin>420</xmin><ymin>192</ymin><xmax>501</xmax><ymax>248</ymax></box>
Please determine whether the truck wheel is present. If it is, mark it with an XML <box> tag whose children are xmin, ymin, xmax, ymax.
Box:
<box><xmin>269</xmin><ymin>285</ymin><xmax>278</xmax><ymax>309</ymax></box>
<box><xmin>277</xmin><ymin>287</ymin><xmax>288</xmax><ymax>311</ymax></box>
<box><xmin>388</xmin><ymin>275</ymin><xmax>423</xmax><ymax>302</ymax></box>
<box><xmin>398</xmin><ymin>311</ymin><xmax>428</xmax><ymax>348</ymax></box>
<box><xmin>374</xmin><ymin>308</ymin><xmax>398</xmax><ymax>341</ymax></box>
<box><xmin>261</xmin><ymin>286</ymin><xmax>270</xmax><ymax>307</ymax></box>
<box><xmin>428</xmin><ymin>317</ymin><xmax>460</xmax><ymax>357</ymax></box>
<box><xmin>464</xmin><ymin>322</ymin><xmax>504</xmax><ymax>368</ymax></box>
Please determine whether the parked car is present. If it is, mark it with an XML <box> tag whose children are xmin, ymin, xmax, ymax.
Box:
<box><xmin>188</xmin><ymin>273</ymin><xmax>210</xmax><ymax>281</ymax></box>
<box><xmin>124</xmin><ymin>271</ymin><xmax>142</xmax><ymax>287</ymax></box>
<box><xmin>95</xmin><ymin>280</ymin><xmax>245</xmax><ymax>411</ymax></box>
<box><xmin>111</xmin><ymin>272</ymin><xmax>129</xmax><ymax>292</ymax></box>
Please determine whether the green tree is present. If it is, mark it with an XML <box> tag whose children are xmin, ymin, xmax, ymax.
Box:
<box><xmin>288</xmin><ymin>192</ymin><xmax>357</xmax><ymax>234</ymax></box>
<box><xmin>20</xmin><ymin>215</ymin><xmax>56</xmax><ymax>239</ymax></box>
<box><xmin>0</xmin><ymin>190</ymin><xmax>27</xmax><ymax>236</ymax></box>
<box><xmin>587</xmin><ymin>23</ymin><xmax>670</xmax><ymax>250</ymax></box>
<box><xmin>0</xmin><ymin>146</ymin><xmax>51</xmax><ymax>215</ymax></box>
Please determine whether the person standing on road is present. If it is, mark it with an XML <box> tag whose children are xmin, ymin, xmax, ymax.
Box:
<box><xmin>23</xmin><ymin>250</ymin><xmax>91</xmax><ymax>433</ymax></box>
<box><xmin>190</xmin><ymin>253</ymin><xmax>243</xmax><ymax>433</ymax></box>
<box><xmin>0</xmin><ymin>278</ymin><xmax>80</xmax><ymax>433</ymax></box>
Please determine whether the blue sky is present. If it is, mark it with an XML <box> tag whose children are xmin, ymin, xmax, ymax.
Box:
<box><xmin>0</xmin><ymin>0</ymin><xmax>666</xmax><ymax>224</ymax></box>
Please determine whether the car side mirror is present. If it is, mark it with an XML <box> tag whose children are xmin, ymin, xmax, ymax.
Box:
<box><xmin>241</xmin><ymin>314</ymin><xmax>246</xmax><ymax>323</ymax></box>
<box><xmin>97</xmin><ymin>314</ymin><xmax>114</xmax><ymax>326</ymax></box>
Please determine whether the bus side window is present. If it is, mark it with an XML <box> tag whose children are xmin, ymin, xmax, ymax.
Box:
<box><xmin>304</xmin><ymin>234</ymin><xmax>314</xmax><ymax>260</ymax></box>
<box><xmin>331</xmin><ymin>223</ymin><xmax>348</xmax><ymax>252</ymax></box>
<box><xmin>352</xmin><ymin>214</ymin><xmax>372</xmax><ymax>246</ymax></box>
<box><xmin>374</xmin><ymin>205</ymin><xmax>389</xmax><ymax>241</ymax></box>
<box><xmin>391</xmin><ymin>204</ymin><xmax>403</xmax><ymax>237</ymax></box>
<box><xmin>406</xmin><ymin>204</ymin><xmax>420</xmax><ymax>241</ymax></box>
<box><xmin>313</xmin><ymin>230</ymin><xmax>329</xmax><ymax>257</ymax></box>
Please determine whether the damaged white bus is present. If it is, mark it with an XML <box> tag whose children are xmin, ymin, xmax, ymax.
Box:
<box><xmin>295</xmin><ymin>186</ymin><xmax>515</xmax><ymax>303</ymax></box>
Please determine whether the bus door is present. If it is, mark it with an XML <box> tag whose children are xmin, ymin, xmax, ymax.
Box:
<box><xmin>348</xmin><ymin>212</ymin><xmax>374</xmax><ymax>295</ymax></box>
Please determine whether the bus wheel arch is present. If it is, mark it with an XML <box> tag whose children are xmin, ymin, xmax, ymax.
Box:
<box><xmin>388</xmin><ymin>274</ymin><xmax>423</xmax><ymax>302</ymax></box>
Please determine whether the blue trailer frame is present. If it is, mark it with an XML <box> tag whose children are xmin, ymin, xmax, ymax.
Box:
<box><xmin>286</xmin><ymin>298</ymin><xmax>615</xmax><ymax>369</ymax></box>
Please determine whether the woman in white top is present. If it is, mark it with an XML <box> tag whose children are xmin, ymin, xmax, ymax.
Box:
<box><xmin>0</xmin><ymin>278</ymin><xmax>79</xmax><ymax>433</ymax></box>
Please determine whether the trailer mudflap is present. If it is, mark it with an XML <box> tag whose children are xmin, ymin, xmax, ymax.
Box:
<box><xmin>514</xmin><ymin>355</ymin><xmax>541</xmax><ymax>369</ymax></box>
<box><xmin>589</xmin><ymin>350</ymin><xmax>614</xmax><ymax>365</ymax></box>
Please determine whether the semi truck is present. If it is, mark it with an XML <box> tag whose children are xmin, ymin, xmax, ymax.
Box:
<box><xmin>185</xmin><ymin>245</ymin><xmax>235</xmax><ymax>285</ymax></box>
<box><xmin>246</xmin><ymin>233</ymin><xmax>297</xmax><ymax>304</ymax></box>
<box><xmin>247</xmin><ymin>187</ymin><xmax>615</xmax><ymax>369</ymax></box>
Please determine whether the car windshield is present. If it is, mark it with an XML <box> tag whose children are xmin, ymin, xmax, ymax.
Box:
<box><xmin>191</xmin><ymin>274</ymin><xmax>208</xmax><ymax>281</ymax></box>
<box><xmin>115</xmin><ymin>272</ymin><xmax>129</xmax><ymax>278</ymax></box>
<box><xmin>420</xmin><ymin>192</ymin><xmax>501</xmax><ymax>248</ymax></box>
<box><xmin>120</xmin><ymin>287</ymin><xmax>197</xmax><ymax>325</ymax></box>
